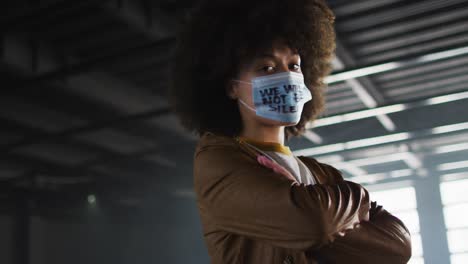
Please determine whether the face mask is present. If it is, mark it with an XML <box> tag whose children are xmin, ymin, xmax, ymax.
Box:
<box><xmin>233</xmin><ymin>71</ymin><xmax>312</xmax><ymax>124</ymax></box>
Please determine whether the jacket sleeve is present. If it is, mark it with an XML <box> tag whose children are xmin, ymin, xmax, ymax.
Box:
<box><xmin>313</xmin><ymin>162</ymin><xmax>412</xmax><ymax>263</ymax></box>
<box><xmin>315</xmin><ymin>207</ymin><xmax>412</xmax><ymax>263</ymax></box>
<box><xmin>193</xmin><ymin>146</ymin><xmax>370</xmax><ymax>250</ymax></box>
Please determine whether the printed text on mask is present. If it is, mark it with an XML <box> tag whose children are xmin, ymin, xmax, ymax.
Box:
<box><xmin>259</xmin><ymin>85</ymin><xmax>304</xmax><ymax>113</ymax></box>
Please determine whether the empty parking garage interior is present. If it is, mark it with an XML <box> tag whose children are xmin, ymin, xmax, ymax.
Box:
<box><xmin>1</xmin><ymin>0</ymin><xmax>468</xmax><ymax>263</ymax></box>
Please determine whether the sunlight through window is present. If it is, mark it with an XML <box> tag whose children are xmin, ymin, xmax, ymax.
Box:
<box><xmin>440</xmin><ymin>178</ymin><xmax>468</xmax><ymax>264</ymax></box>
<box><xmin>370</xmin><ymin>186</ymin><xmax>423</xmax><ymax>264</ymax></box>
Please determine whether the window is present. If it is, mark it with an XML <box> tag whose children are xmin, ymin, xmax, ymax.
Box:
<box><xmin>370</xmin><ymin>186</ymin><xmax>424</xmax><ymax>264</ymax></box>
<box><xmin>440</xmin><ymin>178</ymin><xmax>468</xmax><ymax>264</ymax></box>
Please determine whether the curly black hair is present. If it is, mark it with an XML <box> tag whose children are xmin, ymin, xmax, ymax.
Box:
<box><xmin>169</xmin><ymin>0</ymin><xmax>336</xmax><ymax>140</ymax></box>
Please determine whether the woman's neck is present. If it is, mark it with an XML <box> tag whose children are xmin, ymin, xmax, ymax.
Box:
<box><xmin>239</xmin><ymin>124</ymin><xmax>285</xmax><ymax>145</ymax></box>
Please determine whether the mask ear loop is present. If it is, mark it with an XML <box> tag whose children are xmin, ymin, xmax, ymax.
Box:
<box><xmin>231</xmin><ymin>80</ymin><xmax>256</xmax><ymax>112</ymax></box>
<box><xmin>232</xmin><ymin>80</ymin><xmax>252</xmax><ymax>85</ymax></box>
<box><xmin>238</xmin><ymin>98</ymin><xmax>256</xmax><ymax>112</ymax></box>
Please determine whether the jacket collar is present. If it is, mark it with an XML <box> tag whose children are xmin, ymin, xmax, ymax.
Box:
<box><xmin>195</xmin><ymin>131</ymin><xmax>325</xmax><ymax>184</ymax></box>
<box><xmin>195</xmin><ymin>131</ymin><xmax>259</xmax><ymax>160</ymax></box>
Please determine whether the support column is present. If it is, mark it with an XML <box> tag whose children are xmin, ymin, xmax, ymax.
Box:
<box><xmin>415</xmin><ymin>175</ymin><xmax>450</xmax><ymax>264</ymax></box>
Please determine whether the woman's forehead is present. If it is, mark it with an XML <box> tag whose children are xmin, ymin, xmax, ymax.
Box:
<box><xmin>264</xmin><ymin>40</ymin><xmax>300</xmax><ymax>55</ymax></box>
<box><xmin>255</xmin><ymin>48</ymin><xmax>301</xmax><ymax>61</ymax></box>
<box><xmin>238</xmin><ymin>41</ymin><xmax>300</xmax><ymax>68</ymax></box>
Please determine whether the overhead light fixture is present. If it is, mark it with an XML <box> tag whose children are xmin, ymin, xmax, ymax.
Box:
<box><xmin>376</xmin><ymin>115</ymin><xmax>396</xmax><ymax>131</ymax></box>
<box><xmin>294</xmin><ymin>122</ymin><xmax>468</xmax><ymax>156</ymax></box>
<box><xmin>425</xmin><ymin>91</ymin><xmax>468</xmax><ymax>105</ymax></box>
<box><xmin>315</xmin><ymin>154</ymin><xmax>343</xmax><ymax>164</ymax></box>
<box><xmin>390</xmin><ymin>169</ymin><xmax>414</xmax><ymax>178</ymax></box>
<box><xmin>302</xmin><ymin>130</ymin><xmax>323</xmax><ymax>144</ymax></box>
<box><xmin>438</xmin><ymin>160</ymin><xmax>468</xmax><ymax>171</ymax></box>
<box><xmin>325</xmin><ymin>46</ymin><xmax>468</xmax><ymax>84</ymax></box>
<box><xmin>310</xmin><ymin>104</ymin><xmax>406</xmax><ymax>128</ymax></box>
<box><xmin>349</xmin><ymin>169</ymin><xmax>414</xmax><ymax>184</ymax></box>
<box><xmin>349</xmin><ymin>173</ymin><xmax>387</xmax><ymax>184</ymax></box>
<box><xmin>441</xmin><ymin>172</ymin><xmax>468</xmax><ymax>182</ymax></box>
<box><xmin>325</xmin><ymin>62</ymin><xmax>401</xmax><ymax>84</ymax></box>
<box><xmin>418</xmin><ymin>46</ymin><xmax>468</xmax><ymax>63</ymax></box>
<box><xmin>345</xmin><ymin>133</ymin><xmax>410</xmax><ymax>149</ymax></box>
<box><xmin>310</xmin><ymin>115</ymin><xmax>344</xmax><ymax>128</ymax></box>
<box><xmin>344</xmin><ymin>104</ymin><xmax>407</xmax><ymax>123</ymax></box>
<box><xmin>433</xmin><ymin>143</ymin><xmax>468</xmax><ymax>154</ymax></box>
<box><xmin>346</xmin><ymin>79</ymin><xmax>378</xmax><ymax>108</ymax></box>
<box><xmin>294</xmin><ymin>143</ymin><xmax>345</xmax><ymax>156</ymax></box>
<box><xmin>308</xmin><ymin>91</ymin><xmax>468</xmax><ymax>129</ymax></box>
<box><xmin>432</xmin><ymin>122</ymin><xmax>468</xmax><ymax>134</ymax></box>
<box><xmin>332</xmin><ymin>162</ymin><xmax>367</xmax><ymax>176</ymax></box>
<box><xmin>346</xmin><ymin>151</ymin><xmax>421</xmax><ymax>169</ymax></box>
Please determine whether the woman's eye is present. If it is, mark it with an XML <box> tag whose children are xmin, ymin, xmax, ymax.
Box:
<box><xmin>261</xmin><ymin>66</ymin><xmax>275</xmax><ymax>73</ymax></box>
<box><xmin>291</xmin><ymin>64</ymin><xmax>301</xmax><ymax>71</ymax></box>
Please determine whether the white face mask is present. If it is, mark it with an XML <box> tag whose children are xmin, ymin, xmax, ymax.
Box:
<box><xmin>233</xmin><ymin>71</ymin><xmax>312</xmax><ymax>124</ymax></box>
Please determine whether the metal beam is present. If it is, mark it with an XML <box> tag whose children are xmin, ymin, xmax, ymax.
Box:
<box><xmin>325</xmin><ymin>45</ymin><xmax>468</xmax><ymax>84</ymax></box>
<box><xmin>0</xmin><ymin>118</ymin><xmax>175</xmax><ymax>180</ymax></box>
<box><xmin>334</xmin><ymin>38</ymin><xmax>386</xmax><ymax>103</ymax></box>
<box><xmin>101</xmin><ymin>0</ymin><xmax>179</xmax><ymax>41</ymax></box>
<box><xmin>29</xmin><ymin>38</ymin><xmax>174</xmax><ymax>85</ymax></box>
<box><xmin>307</xmin><ymin>90</ymin><xmax>468</xmax><ymax>128</ymax></box>
<box><xmin>334</xmin><ymin>37</ymin><xmax>397</xmax><ymax>132</ymax></box>
<box><xmin>1</xmin><ymin>32</ymin><xmax>174</xmax><ymax>88</ymax></box>
<box><xmin>1</xmin><ymin>1</ymin><xmax>97</xmax><ymax>32</ymax></box>
<box><xmin>2</xmin><ymin>0</ymin><xmax>180</xmax><ymax>84</ymax></box>
<box><xmin>2</xmin><ymin>107</ymin><xmax>171</xmax><ymax>152</ymax></box>
<box><xmin>1</xmin><ymin>1</ymin><xmax>178</xmax><ymax>91</ymax></box>
<box><xmin>297</xmin><ymin>121</ymin><xmax>468</xmax><ymax>157</ymax></box>
<box><xmin>0</xmin><ymin>34</ymin><xmax>193</xmax><ymax>151</ymax></box>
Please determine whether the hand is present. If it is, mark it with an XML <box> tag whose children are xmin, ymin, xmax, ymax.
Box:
<box><xmin>257</xmin><ymin>155</ymin><xmax>297</xmax><ymax>183</ymax></box>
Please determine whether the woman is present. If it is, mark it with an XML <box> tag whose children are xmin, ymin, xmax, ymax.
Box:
<box><xmin>170</xmin><ymin>0</ymin><xmax>412</xmax><ymax>263</ymax></box>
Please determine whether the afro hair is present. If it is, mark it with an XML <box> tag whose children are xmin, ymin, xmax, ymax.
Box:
<box><xmin>169</xmin><ymin>0</ymin><xmax>336</xmax><ymax>140</ymax></box>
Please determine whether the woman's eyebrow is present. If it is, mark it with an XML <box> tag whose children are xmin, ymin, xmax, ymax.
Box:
<box><xmin>257</xmin><ymin>53</ymin><xmax>277</xmax><ymax>60</ymax></box>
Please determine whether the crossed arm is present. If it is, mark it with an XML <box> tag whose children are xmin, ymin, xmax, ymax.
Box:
<box><xmin>194</xmin><ymin>147</ymin><xmax>411</xmax><ymax>263</ymax></box>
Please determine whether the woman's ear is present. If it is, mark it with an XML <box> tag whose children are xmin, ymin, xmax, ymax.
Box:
<box><xmin>226</xmin><ymin>82</ymin><xmax>238</xmax><ymax>99</ymax></box>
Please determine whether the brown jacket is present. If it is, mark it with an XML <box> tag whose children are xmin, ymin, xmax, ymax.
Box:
<box><xmin>193</xmin><ymin>132</ymin><xmax>412</xmax><ymax>263</ymax></box>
